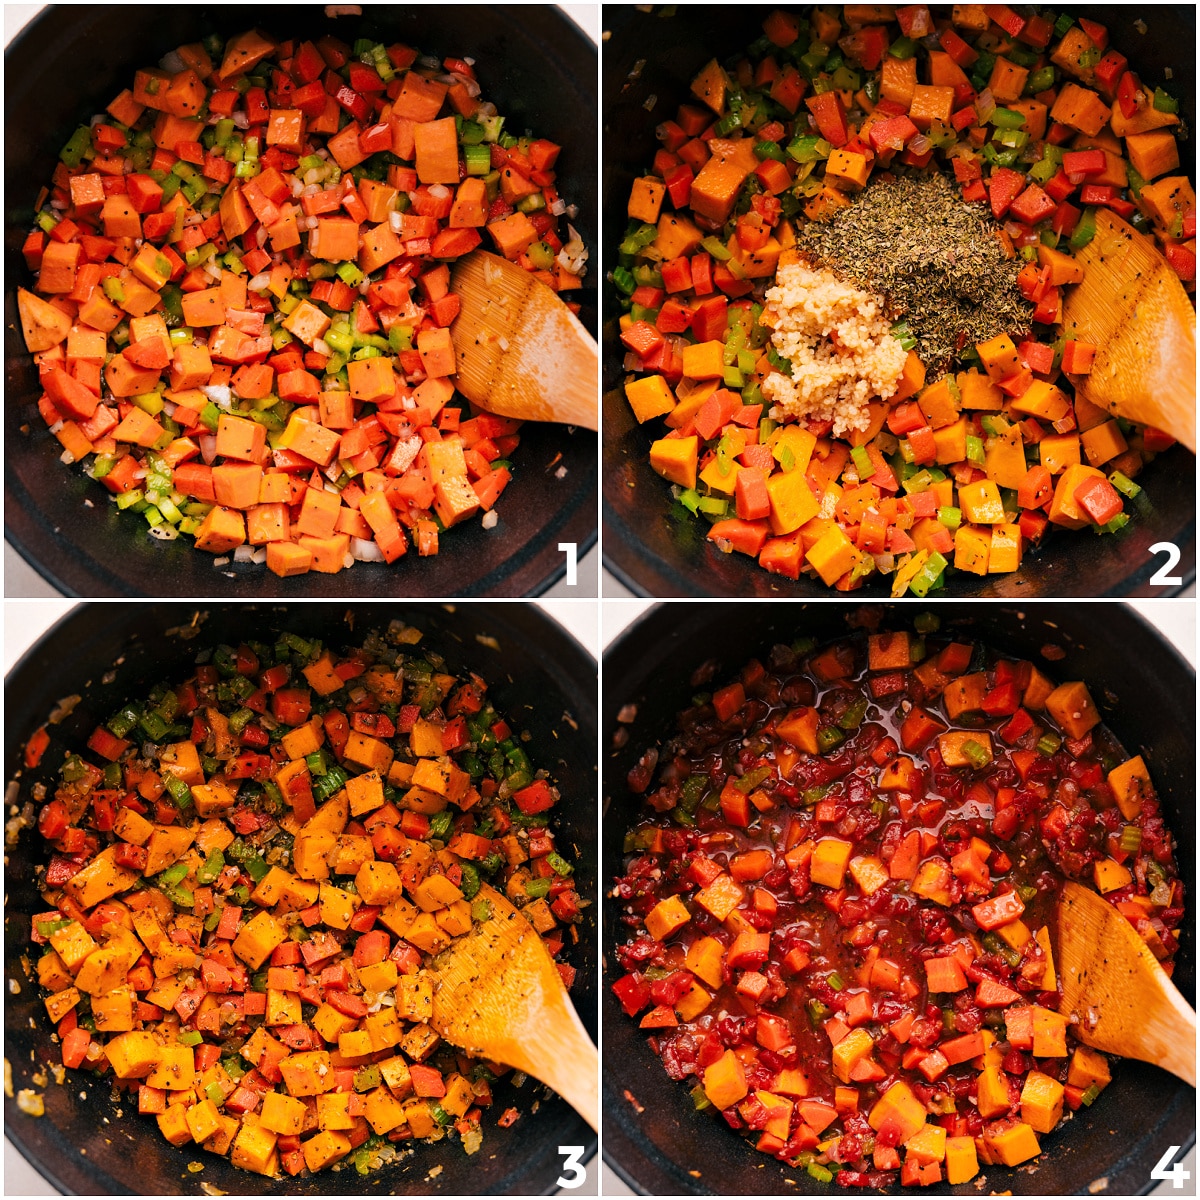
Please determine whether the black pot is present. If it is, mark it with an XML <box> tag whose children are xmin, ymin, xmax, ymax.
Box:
<box><xmin>4</xmin><ymin>602</ymin><xmax>597</xmax><ymax>1195</ymax></box>
<box><xmin>601</xmin><ymin>5</ymin><xmax>1196</xmax><ymax>597</ymax></box>
<box><xmin>602</xmin><ymin>602</ymin><xmax>1194</xmax><ymax>1195</ymax></box>
<box><xmin>5</xmin><ymin>5</ymin><xmax>597</xmax><ymax>597</ymax></box>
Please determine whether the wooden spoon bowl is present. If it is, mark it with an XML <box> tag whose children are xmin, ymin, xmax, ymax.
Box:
<box><xmin>1054</xmin><ymin>880</ymin><xmax>1196</xmax><ymax>1086</ymax></box>
<box><xmin>426</xmin><ymin>884</ymin><xmax>599</xmax><ymax>1130</ymax></box>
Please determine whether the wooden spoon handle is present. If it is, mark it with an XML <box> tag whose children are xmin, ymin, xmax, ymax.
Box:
<box><xmin>514</xmin><ymin>995</ymin><xmax>599</xmax><ymax>1132</ymax></box>
<box><xmin>1137</xmin><ymin>985</ymin><xmax>1197</xmax><ymax>1087</ymax></box>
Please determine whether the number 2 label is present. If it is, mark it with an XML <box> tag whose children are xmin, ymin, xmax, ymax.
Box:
<box><xmin>1148</xmin><ymin>542</ymin><xmax>1183</xmax><ymax>587</ymax></box>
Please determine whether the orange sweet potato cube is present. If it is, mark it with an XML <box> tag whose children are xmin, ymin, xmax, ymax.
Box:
<box><xmin>703</xmin><ymin>1049</ymin><xmax>748</xmax><ymax>1111</ymax></box>
<box><xmin>312</xmin><ymin>218</ymin><xmax>361</xmax><ymax>262</ymax></box>
<box><xmin>104</xmin><ymin>353</ymin><xmax>161</xmax><ymax>397</ymax></box>
<box><xmin>220</xmin><ymin>185</ymin><xmax>254</xmax><ymax>240</ymax></box>
<box><xmin>259</xmin><ymin>471</ymin><xmax>296</xmax><ymax>504</ymax></box>
<box><xmin>319</xmin><ymin>391</ymin><xmax>355</xmax><ymax>429</ymax></box>
<box><xmin>486</xmin><ymin>211</ymin><xmax>538</xmax><ymax>260</ymax></box>
<box><xmin>212</xmin><ymin>463</ymin><xmax>264</xmax><ymax>509</ymax></box>
<box><xmin>347</xmin><ymin>356</ymin><xmax>397</xmax><ymax>403</ymax></box>
<box><xmin>295</xmin><ymin>487</ymin><xmax>342</xmax><ymax>539</ymax></box>
<box><xmin>181</xmin><ymin>288</ymin><xmax>225</xmax><ymax>327</ymax></box>
<box><xmin>169</xmin><ymin>343</ymin><xmax>212</xmax><ymax>390</ymax></box>
<box><xmin>194</xmin><ymin>506</ymin><xmax>246</xmax><ymax>554</ymax></box>
<box><xmin>359</xmin><ymin>224</ymin><xmax>403</xmax><ymax>274</ymax></box>
<box><xmin>267</xmin><ymin>541</ymin><xmax>312</xmax><ymax>577</ymax></box>
<box><xmin>449</xmin><ymin>178</ymin><xmax>488</xmax><ymax>228</ymax></box>
<box><xmin>112</xmin><ymin>407</ymin><xmax>166</xmax><ymax>448</ymax></box>
<box><xmin>417</xmin><ymin>327</ymin><xmax>455</xmax><ymax>378</ymax></box>
<box><xmin>281</xmin><ymin>414</ymin><xmax>341</xmax><ymax>466</ymax></box>
<box><xmin>414</xmin><ymin>117</ymin><xmax>460</xmax><ymax>184</ymax></box>
<box><xmin>358</xmin><ymin>179</ymin><xmax>398</xmax><ymax>224</ymax></box>
<box><xmin>266</xmin><ymin>109</ymin><xmax>306</xmax><ymax>152</ymax></box>
<box><xmin>298</xmin><ymin>533</ymin><xmax>350</xmax><ymax>573</ymax></box>
<box><xmin>39</xmin><ymin>241</ymin><xmax>82</xmax><ymax>293</ymax></box>
<box><xmin>246</xmin><ymin>503</ymin><xmax>290</xmax><ymax>544</ymax></box>
<box><xmin>101</xmin><ymin>195</ymin><xmax>142</xmax><ymax>239</ymax></box>
<box><xmin>69</xmin><ymin>173</ymin><xmax>107</xmax><ymax>216</ymax></box>
<box><xmin>909</xmin><ymin>85</ymin><xmax>955</xmax><ymax>129</ymax></box>
<box><xmin>215</xmin><ymin>413</ymin><xmax>267</xmax><ymax>462</ymax></box>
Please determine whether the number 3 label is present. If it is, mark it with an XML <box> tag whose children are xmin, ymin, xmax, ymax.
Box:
<box><xmin>1151</xmin><ymin>1144</ymin><xmax>1191</xmax><ymax>1188</ymax></box>
<box><xmin>1148</xmin><ymin>542</ymin><xmax>1183</xmax><ymax>587</ymax></box>
<box><xmin>557</xmin><ymin>1144</ymin><xmax>587</xmax><ymax>1189</ymax></box>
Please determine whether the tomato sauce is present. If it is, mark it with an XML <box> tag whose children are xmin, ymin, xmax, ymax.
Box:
<box><xmin>611</xmin><ymin>619</ymin><xmax>1183</xmax><ymax>1188</ymax></box>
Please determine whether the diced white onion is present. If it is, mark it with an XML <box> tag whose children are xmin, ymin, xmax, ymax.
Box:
<box><xmin>232</xmin><ymin>112</ymin><xmax>249</xmax><ymax>130</ymax></box>
<box><xmin>159</xmin><ymin>49</ymin><xmax>184</xmax><ymax>74</ymax></box>
<box><xmin>252</xmin><ymin>547</ymin><xmax>268</xmax><ymax>565</ymax></box>
<box><xmin>248</xmin><ymin>272</ymin><xmax>270</xmax><ymax>291</ymax></box>
<box><xmin>313</xmin><ymin>338</ymin><xmax>331</xmax><ymax>357</ymax></box>
<box><xmin>389</xmin><ymin>211</ymin><xmax>403</xmax><ymax>232</ymax></box>
<box><xmin>212</xmin><ymin>556</ymin><xmax>230</xmax><ymax>567</ymax></box>
<box><xmin>202</xmin><ymin>385</ymin><xmax>232</xmax><ymax>408</ymax></box>
<box><xmin>428</xmin><ymin>184</ymin><xmax>451</xmax><ymax>200</ymax></box>
<box><xmin>351</xmin><ymin>537</ymin><xmax>384</xmax><ymax>561</ymax></box>
<box><xmin>481</xmin><ymin>510</ymin><xmax>498</xmax><ymax>530</ymax></box>
<box><xmin>48</xmin><ymin>419</ymin><xmax>64</xmax><ymax>436</ymax></box>
<box><xmin>233</xmin><ymin>545</ymin><xmax>256</xmax><ymax>562</ymax></box>
<box><xmin>549</xmin><ymin>199</ymin><xmax>567</xmax><ymax>216</ymax></box>
<box><xmin>909</xmin><ymin>134</ymin><xmax>932</xmax><ymax>156</ymax></box>
<box><xmin>975</xmin><ymin>88</ymin><xmax>997</xmax><ymax>123</ymax></box>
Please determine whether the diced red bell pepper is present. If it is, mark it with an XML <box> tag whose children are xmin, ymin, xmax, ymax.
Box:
<box><xmin>868</xmin><ymin>115</ymin><xmax>919</xmax><ymax>153</ymax></box>
<box><xmin>1061</xmin><ymin>341</ymin><xmax>1096</xmax><ymax>374</ymax></box>
<box><xmin>690</xmin><ymin>295</ymin><xmax>728</xmax><ymax>342</ymax></box>
<box><xmin>1074</xmin><ymin>476</ymin><xmax>1124</xmax><ymax>525</ymax></box>
<box><xmin>985</xmin><ymin>4</ymin><xmax>1025</xmax><ymax>38</ymax></box>
<box><xmin>1095</xmin><ymin>50</ymin><xmax>1128</xmax><ymax>96</ymax></box>
<box><xmin>939</xmin><ymin>26</ymin><xmax>979</xmax><ymax>68</ymax></box>
<box><xmin>804</xmin><ymin>91</ymin><xmax>849</xmax><ymax>148</ymax></box>
<box><xmin>1018</xmin><ymin>340</ymin><xmax>1055</xmax><ymax>375</ymax></box>
<box><xmin>1116</xmin><ymin>72</ymin><xmax>1140</xmax><ymax>119</ymax></box>
<box><xmin>1000</xmin><ymin>707</ymin><xmax>1035</xmax><ymax>744</ymax></box>
<box><xmin>1032</xmin><ymin>287</ymin><xmax>1061</xmax><ymax>325</ymax></box>
<box><xmin>1008</xmin><ymin>182</ymin><xmax>1056</xmax><ymax>226</ymax></box>
<box><xmin>987</xmin><ymin>168</ymin><xmax>1025</xmax><ymax>220</ymax></box>
<box><xmin>1165</xmin><ymin>244</ymin><xmax>1196</xmax><ymax>283</ymax></box>
<box><xmin>1017</xmin><ymin>12</ymin><xmax>1055</xmax><ymax>48</ymax></box>
<box><xmin>1144</xmin><ymin>427</ymin><xmax>1177</xmax><ymax>452</ymax></box>
<box><xmin>1077</xmin><ymin>17</ymin><xmax>1108</xmax><ymax>52</ymax></box>
<box><xmin>620</xmin><ymin>320</ymin><xmax>664</xmax><ymax>360</ymax></box>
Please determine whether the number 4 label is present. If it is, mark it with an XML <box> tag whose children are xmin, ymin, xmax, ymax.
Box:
<box><xmin>557</xmin><ymin>1144</ymin><xmax>586</xmax><ymax>1189</ymax></box>
<box><xmin>1151</xmin><ymin>1145</ymin><xmax>1191</xmax><ymax>1188</ymax></box>
<box><xmin>1149</xmin><ymin>542</ymin><xmax>1183</xmax><ymax>586</ymax></box>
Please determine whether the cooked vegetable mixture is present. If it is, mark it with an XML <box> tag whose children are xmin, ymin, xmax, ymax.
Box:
<box><xmin>612</xmin><ymin>618</ymin><xmax>1183</xmax><ymax>1187</ymax></box>
<box><xmin>23</xmin><ymin>620</ymin><xmax>582</xmax><ymax>1178</ymax></box>
<box><xmin>617</xmin><ymin>5</ymin><xmax>1193</xmax><ymax>592</ymax></box>
<box><xmin>19</xmin><ymin>28</ymin><xmax>585</xmax><ymax>577</ymax></box>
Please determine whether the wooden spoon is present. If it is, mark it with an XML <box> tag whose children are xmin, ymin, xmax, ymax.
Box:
<box><xmin>1053</xmin><ymin>880</ymin><xmax>1195</xmax><ymax>1086</ymax></box>
<box><xmin>424</xmin><ymin>884</ymin><xmax>598</xmax><ymax>1130</ymax></box>
<box><xmin>1060</xmin><ymin>209</ymin><xmax>1196</xmax><ymax>452</ymax></box>
<box><xmin>449</xmin><ymin>251</ymin><xmax>598</xmax><ymax>430</ymax></box>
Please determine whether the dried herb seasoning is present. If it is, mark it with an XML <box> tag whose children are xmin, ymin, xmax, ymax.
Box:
<box><xmin>797</xmin><ymin>170</ymin><xmax>1032</xmax><ymax>371</ymax></box>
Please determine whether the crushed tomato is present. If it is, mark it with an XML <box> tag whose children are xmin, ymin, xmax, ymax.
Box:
<box><xmin>612</xmin><ymin>616</ymin><xmax>1182</xmax><ymax>1187</ymax></box>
